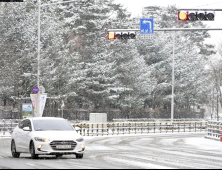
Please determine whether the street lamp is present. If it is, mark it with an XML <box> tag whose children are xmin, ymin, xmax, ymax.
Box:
<box><xmin>171</xmin><ymin>31</ymin><xmax>175</xmax><ymax>122</ymax></box>
<box><xmin>37</xmin><ymin>0</ymin><xmax>84</xmax><ymax>117</ymax></box>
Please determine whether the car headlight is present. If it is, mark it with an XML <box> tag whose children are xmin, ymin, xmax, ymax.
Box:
<box><xmin>34</xmin><ymin>137</ymin><xmax>50</xmax><ymax>142</ymax></box>
<box><xmin>76</xmin><ymin>138</ymin><xmax>84</xmax><ymax>142</ymax></box>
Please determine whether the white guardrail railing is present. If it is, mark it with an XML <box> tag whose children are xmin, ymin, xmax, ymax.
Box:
<box><xmin>0</xmin><ymin>119</ymin><xmax>21</xmax><ymax>137</ymax></box>
<box><xmin>205</xmin><ymin>120</ymin><xmax>222</xmax><ymax>141</ymax></box>
<box><xmin>73</xmin><ymin>121</ymin><xmax>208</xmax><ymax>136</ymax></box>
<box><xmin>112</xmin><ymin>118</ymin><xmax>206</xmax><ymax>122</ymax></box>
<box><xmin>2</xmin><ymin>119</ymin><xmax>220</xmax><ymax>138</ymax></box>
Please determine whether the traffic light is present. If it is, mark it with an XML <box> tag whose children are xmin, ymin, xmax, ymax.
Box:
<box><xmin>108</xmin><ymin>32</ymin><xmax>115</xmax><ymax>40</ymax></box>
<box><xmin>178</xmin><ymin>11</ymin><xmax>215</xmax><ymax>21</ymax></box>
<box><xmin>108</xmin><ymin>32</ymin><xmax>136</xmax><ymax>40</ymax></box>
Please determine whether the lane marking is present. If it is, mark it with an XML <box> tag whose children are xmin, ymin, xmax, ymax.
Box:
<box><xmin>68</xmin><ymin>162</ymin><xmax>93</xmax><ymax>169</ymax></box>
<box><xmin>26</xmin><ymin>163</ymin><xmax>36</xmax><ymax>167</ymax></box>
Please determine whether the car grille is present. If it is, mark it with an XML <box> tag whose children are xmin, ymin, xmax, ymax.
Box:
<box><xmin>50</xmin><ymin>140</ymin><xmax>77</xmax><ymax>151</ymax></box>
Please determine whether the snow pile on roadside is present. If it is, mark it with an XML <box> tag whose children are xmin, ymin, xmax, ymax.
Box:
<box><xmin>0</xmin><ymin>132</ymin><xmax>11</xmax><ymax>138</ymax></box>
<box><xmin>185</xmin><ymin>137</ymin><xmax>222</xmax><ymax>150</ymax></box>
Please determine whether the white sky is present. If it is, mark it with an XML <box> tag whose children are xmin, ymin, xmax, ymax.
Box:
<box><xmin>114</xmin><ymin>0</ymin><xmax>222</xmax><ymax>47</ymax></box>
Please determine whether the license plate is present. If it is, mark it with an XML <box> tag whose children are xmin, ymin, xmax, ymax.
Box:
<box><xmin>56</xmin><ymin>145</ymin><xmax>71</xmax><ymax>149</ymax></box>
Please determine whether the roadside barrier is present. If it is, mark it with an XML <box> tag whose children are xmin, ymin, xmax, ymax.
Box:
<box><xmin>73</xmin><ymin>121</ymin><xmax>207</xmax><ymax>136</ymax></box>
<box><xmin>0</xmin><ymin>119</ymin><xmax>209</xmax><ymax>137</ymax></box>
<box><xmin>206</xmin><ymin>120</ymin><xmax>222</xmax><ymax>141</ymax></box>
<box><xmin>113</xmin><ymin>118</ymin><xmax>205</xmax><ymax>122</ymax></box>
<box><xmin>0</xmin><ymin>119</ymin><xmax>21</xmax><ymax>136</ymax></box>
<box><xmin>220</xmin><ymin>131</ymin><xmax>222</xmax><ymax>142</ymax></box>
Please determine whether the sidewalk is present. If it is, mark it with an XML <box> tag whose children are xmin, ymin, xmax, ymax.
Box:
<box><xmin>0</xmin><ymin>132</ymin><xmax>11</xmax><ymax>138</ymax></box>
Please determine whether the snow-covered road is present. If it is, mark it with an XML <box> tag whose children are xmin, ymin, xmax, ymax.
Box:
<box><xmin>0</xmin><ymin>132</ymin><xmax>222</xmax><ymax>169</ymax></box>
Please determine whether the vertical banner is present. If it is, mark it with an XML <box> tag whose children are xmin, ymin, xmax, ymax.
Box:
<box><xmin>40</xmin><ymin>94</ymin><xmax>47</xmax><ymax>117</ymax></box>
<box><xmin>30</xmin><ymin>94</ymin><xmax>47</xmax><ymax>117</ymax></box>
<box><xmin>30</xmin><ymin>94</ymin><xmax>37</xmax><ymax>117</ymax></box>
<box><xmin>22</xmin><ymin>103</ymin><xmax>33</xmax><ymax>119</ymax></box>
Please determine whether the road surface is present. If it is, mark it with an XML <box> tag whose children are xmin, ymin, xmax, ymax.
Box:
<box><xmin>0</xmin><ymin>132</ymin><xmax>222</xmax><ymax>169</ymax></box>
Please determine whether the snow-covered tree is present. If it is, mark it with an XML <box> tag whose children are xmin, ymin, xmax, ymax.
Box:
<box><xmin>0</xmin><ymin>1</ymin><xmax>218</xmax><ymax>119</ymax></box>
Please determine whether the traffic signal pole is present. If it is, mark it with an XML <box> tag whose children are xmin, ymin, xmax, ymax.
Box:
<box><xmin>108</xmin><ymin>27</ymin><xmax>222</xmax><ymax>121</ymax></box>
<box><xmin>179</xmin><ymin>9</ymin><xmax>222</xmax><ymax>11</ymax></box>
<box><xmin>108</xmin><ymin>28</ymin><xmax>222</xmax><ymax>32</ymax></box>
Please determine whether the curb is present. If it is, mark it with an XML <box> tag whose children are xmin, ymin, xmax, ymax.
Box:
<box><xmin>204</xmin><ymin>135</ymin><xmax>220</xmax><ymax>141</ymax></box>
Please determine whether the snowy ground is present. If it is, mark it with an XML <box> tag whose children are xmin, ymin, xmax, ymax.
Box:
<box><xmin>185</xmin><ymin>136</ymin><xmax>222</xmax><ymax>150</ymax></box>
<box><xmin>0</xmin><ymin>131</ymin><xmax>11</xmax><ymax>138</ymax></box>
<box><xmin>1</xmin><ymin>132</ymin><xmax>222</xmax><ymax>168</ymax></box>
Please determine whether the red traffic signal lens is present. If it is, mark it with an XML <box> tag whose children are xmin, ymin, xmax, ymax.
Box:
<box><xmin>178</xmin><ymin>12</ymin><xmax>188</xmax><ymax>20</ymax></box>
<box><xmin>108</xmin><ymin>32</ymin><xmax>115</xmax><ymax>40</ymax></box>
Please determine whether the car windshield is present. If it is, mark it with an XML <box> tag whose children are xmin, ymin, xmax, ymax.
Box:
<box><xmin>33</xmin><ymin>119</ymin><xmax>74</xmax><ymax>131</ymax></box>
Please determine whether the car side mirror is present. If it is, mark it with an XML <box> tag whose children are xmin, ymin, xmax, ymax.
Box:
<box><xmin>23</xmin><ymin>127</ymin><xmax>31</xmax><ymax>131</ymax></box>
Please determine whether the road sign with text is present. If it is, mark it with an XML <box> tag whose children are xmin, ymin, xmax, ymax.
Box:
<box><xmin>140</xmin><ymin>19</ymin><xmax>154</xmax><ymax>34</ymax></box>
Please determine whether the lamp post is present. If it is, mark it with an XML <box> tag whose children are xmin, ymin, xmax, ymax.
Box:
<box><xmin>37</xmin><ymin>0</ymin><xmax>41</xmax><ymax>117</ymax></box>
<box><xmin>36</xmin><ymin>0</ymin><xmax>83</xmax><ymax>117</ymax></box>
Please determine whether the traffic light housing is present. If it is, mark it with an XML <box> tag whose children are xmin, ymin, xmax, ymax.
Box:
<box><xmin>178</xmin><ymin>11</ymin><xmax>215</xmax><ymax>21</ymax></box>
<box><xmin>108</xmin><ymin>32</ymin><xmax>136</xmax><ymax>40</ymax></box>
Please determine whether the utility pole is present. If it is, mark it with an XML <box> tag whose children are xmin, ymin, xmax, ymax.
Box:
<box><xmin>36</xmin><ymin>0</ymin><xmax>82</xmax><ymax>117</ymax></box>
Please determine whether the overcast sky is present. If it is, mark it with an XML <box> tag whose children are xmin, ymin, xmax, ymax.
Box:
<box><xmin>114</xmin><ymin>0</ymin><xmax>222</xmax><ymax>47</ymax></box>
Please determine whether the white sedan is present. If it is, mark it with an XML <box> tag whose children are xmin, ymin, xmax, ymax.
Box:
<box><xmin>11</xmin><ymin>117</ymin><xmax>85</xmax><ymax>159</ymax></box>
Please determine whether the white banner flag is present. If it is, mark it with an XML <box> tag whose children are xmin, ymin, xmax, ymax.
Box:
<box><xmin>30</xmin><ymin>94</ymin><xmax>47</xmax><ymax>117</ymax></box>
<box><xmin>30</xmin><ymin>94</ymin><xmax>37</xmax><ymax>116</ymax></box>
<box><xmin>40</xmin><ymin>94</ymin><xmax>47</xmax><ymax>117</ymax></box>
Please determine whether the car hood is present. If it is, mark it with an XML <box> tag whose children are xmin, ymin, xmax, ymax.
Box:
<box><xmin>32</xmin><ymin>131</ymin><xmax>81</xmax><ymax>141</ymax></box>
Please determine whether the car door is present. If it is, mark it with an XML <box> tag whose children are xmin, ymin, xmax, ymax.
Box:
<box><xmin>15</xmin><ymin>120</ymin><xmax>26</xmax><ymax>152</ymax></box>
<box><xmin>20</xmin><ymin>119</ymin><xmax>32</xmax><ymax>153</ymax></box>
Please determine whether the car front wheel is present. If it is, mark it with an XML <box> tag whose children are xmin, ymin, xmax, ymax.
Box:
<box><xmin>30</xmin><ymin>142</ymin><xmax>38</xmax><ymax>159</ymax></box>
<box><xmin>76</xmin><ymin>154</ymin><xmax>83</xmax><ymax>159</ymax></box>
<box><xmin>56</xmin><ymin>154</ymin><xmax>63</xmax><ymax>158</ymax></box>
<box><xmin>11</xmin><ymin>140</ymin><xmax>20</xmax><ymax>158</ymax></box>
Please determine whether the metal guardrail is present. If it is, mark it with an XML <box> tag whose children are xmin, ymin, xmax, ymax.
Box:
<box><xmin>0</xmin><ymin>119</ymin><xmax>209</xmax><ymax>137</ymax></box>
<box><xmin>0</xmin><ymin>119</ymin><xmax>21</xmax><ymax>136</ymax></box>
<box><xmin>113</xmin><ymin>118</ymin><xmax>206</xmax><ymax>122</ymax></box>
<box><xmin>73</xmin><ymin>121</ymin><xmax>208</xmax><ymax>136</ymax></box>
<box><xmin>206</xmin><ymin>120</ymin><xmax>222</xmax><ymax>140</ymax></box>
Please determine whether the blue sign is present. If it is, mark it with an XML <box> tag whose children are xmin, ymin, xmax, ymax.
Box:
<box><xmin>32</xmin><ymin>86</ymin><xmax>39</xmax><ymax>94</ymax></box>
<box><xmin>140</xmin><ymin>19</ymin><xmax>154</xmax><ymax>34</ymax></box>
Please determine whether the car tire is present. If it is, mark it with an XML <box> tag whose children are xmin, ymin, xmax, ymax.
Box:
<box><xmin>76</xmin><ymin>154</ymin><xmax>83</xmax><ymax>159</ymax></box>
<box><xmin>11</xmin><ymin>140</ymin><xmax>20</xmax><ymax>158</ymax></box>
<box><xmin>30</xmin><ymin>142</ymin><xmax>38</xmax><ymax>159</ymax></box>
<box><xmin>56</xmin><ymin>154</ymin><xmax>63</xmax><ymax>158</ymax></box>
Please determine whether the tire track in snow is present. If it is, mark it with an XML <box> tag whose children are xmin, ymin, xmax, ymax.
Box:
<box><xmin>129</xmin><ymin>138</ymin><xmax>222</xmax><ymax>169</ymax></box>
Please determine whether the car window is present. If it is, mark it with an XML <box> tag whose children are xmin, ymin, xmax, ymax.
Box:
<box><xmin>18</xmin><ymin>120</ymin><xmax>25</xmax><ymax>129</ymax></box>
<box><xmin>23</xmin><ymin>119</ymin><xmax>32</xmax><ymax>131</ymax></box>
<box><xmin>33</xmin><ymin>119</ymin><xmax>74</xmax><ymax>131</ymax></box>
<box><xmin>19</xmin><ymin>119</ymin><xmax>32</xmax><ymax>131</ymax></box>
